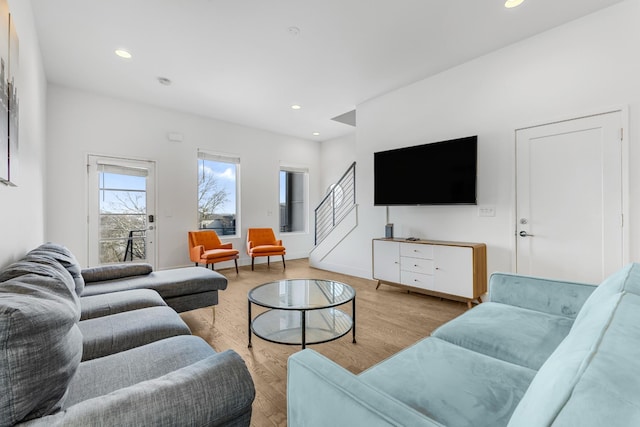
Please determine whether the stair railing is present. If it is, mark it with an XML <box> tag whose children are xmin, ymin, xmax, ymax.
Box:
<box><xmin>314</xmin><ymin>162</ymin><xmax>356</xmax><ymax>245</ymax></box>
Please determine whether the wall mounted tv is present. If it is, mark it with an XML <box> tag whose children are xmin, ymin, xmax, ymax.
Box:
<box><xmin>374</xmin><ymin>135</ymin><xmax>477</xmax><ymax>206</ymax></box>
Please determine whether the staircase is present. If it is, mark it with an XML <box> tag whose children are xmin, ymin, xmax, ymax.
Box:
<box><xmin>314</xmin><ymin>162</ymin><xmax>356</xmax><ymax>245</ymax></box>
<box><xmin>310</xmin><ymin>162</ymin><xmax>358</xmax><ymax>272</ymax></box>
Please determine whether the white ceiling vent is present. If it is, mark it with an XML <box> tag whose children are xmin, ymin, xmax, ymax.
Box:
<box><xmin>331</xmin><ymin>110</ymin><xmax>356</xmax><ymax>127</ymax></box>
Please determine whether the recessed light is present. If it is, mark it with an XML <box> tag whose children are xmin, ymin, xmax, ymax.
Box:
<box><xmin>312</xmin><ymin>132</ymin><xmax>320</xmax><ymax>136</ymax></box>
<box><xmin>291</xmin><ymin>104</ymin><xmax>302</xmax><ymax>110</ymax></box>
<box><xmin>504</xmin><ymin>0</ymin><xmax>524</xmax><ymax>8</ymax></box>
<box><xmin>114</xmin><ymin>49</ymin><xmax>132</xmax><ymax>59</ymax></box>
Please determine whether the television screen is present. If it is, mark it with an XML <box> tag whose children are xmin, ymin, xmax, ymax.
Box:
<box><xmin>374</xmin><ymin>136</ymin><xmax>477</xmax><ymax>205</ymax></box>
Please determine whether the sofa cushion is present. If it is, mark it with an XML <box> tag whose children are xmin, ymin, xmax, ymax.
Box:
<box><xmin>79</xmin><ymin>288</ymin><xmax>166</xmax><ymax>320</ymax></box>
<box><xmin>489</xmin><ymin>272</ymin><xmax>595</xmax><ymax>319</ymax></box>
<box><xmin>65</xmin><ymin>335</ymin><xmax>218</xmax><ymax>405</ymax></box>
<box><xmin>28</xmin><ymin>243</ymin><xmax>85</xmax><ymax>296</ymax></box>
<box><xmin>55</xmin><ymin>336</ymin><xmax>255</xmax><ymax>426</ymax></box>
<box><xmin>81</xmin><ymin>263</ymin><xmax>153</xmax><ymax>283</ymax></box>
<box><xmin>572</xmin><ymin>262</ymin><xmax>640</xmax><ymax>328</ymax></box>
<box><xmin>432</xmin><ymin>302</ymin><xmax>574</xmax><ymax>370</ymax></box>
<box><xmin>360</xmin><ymin>337</ymin><xmax>536</xmax><ymax>427</ymax></box>
<box><xmin>0</xmin><ymin>254</ymin><xmax>79</xmax><ymax>300</ymax></box>
<box><xmin>0</xmin><ymin>272</ymin><xmax>83</xmax><ymax>425</ymax></box>
<box><xmin>508</xmin><ymin>291</ymin><xmax>640</xmax><ymax>426</ymax></box>
<box><xmin>80</xmin><ymin>266</ymin><xmax>228</xmax><ymax>299</ymax></box>
<box><xmin>78</xmin><ymin>306</ymin><xmax>191</xmax><ymax>361</ymax></box>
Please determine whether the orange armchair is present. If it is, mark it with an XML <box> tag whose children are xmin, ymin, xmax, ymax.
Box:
<box><xmin>246</xmin><ymin>228</ymin><xmax>286</xmax><ymax>271</ymax></box>
<box><xmin>188</xmin><ymin>230</ymin><xmax>239</xmax><ymax>273</ymax></box>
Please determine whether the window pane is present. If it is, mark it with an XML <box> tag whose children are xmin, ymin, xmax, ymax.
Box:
<box><xmin>198</xmin><ymin>158</ymin><xmax>237</xmax><ymax>235</ymax></box>
<box><xmin>101</xmin><ymin>172</ymin><xmax>146</xmax><ymax>190</ymax></box>
<box><xmin>100</xmin><ymin>190</ymin><xmax>146</xmax><ymax>213</ymax></box>
<box><xmin>280</xmin><ymin>170</ymin><xmax>306</xmax><ymax>233</ymax></box>
<box><xmin>98</xmin><ymin>171</ymin><xmax>147</xmax><ymax>264</ymax></box>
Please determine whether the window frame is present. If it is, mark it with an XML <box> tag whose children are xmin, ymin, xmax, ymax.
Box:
<box><xmin>279</xmin><ymin>164</ymin><xmax>309</xmax><ymax>234</ymax></box>
<box><xmin>197</xmin><ymin>150</ymin><xmax>241</xmax><ymax>239</ymax></box>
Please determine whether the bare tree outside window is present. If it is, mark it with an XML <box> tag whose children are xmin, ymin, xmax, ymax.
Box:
<box><xmin>198</xmin><ymin>157</ymin><xmax>237</xmax><ymax>235</ymax></box>
<box><xmin>198</xmin><ymin>167</ymin><xmax>228</xmax><ymax>221</ymax></box>
<box><xmin>99</xmin><ymin>173</ymin><xmax>147</xmax><ymax>264</ymax></box>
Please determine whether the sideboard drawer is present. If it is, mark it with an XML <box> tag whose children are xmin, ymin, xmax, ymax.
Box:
<box><xmin>401</xmin><ymin>257</ymin><xmax>434</xmax><ymax>275</ymax></box>
<box><xmin>400</xmin><ymin>271</ymin><xmax>434</xmax><ymax>290</ymax></box>
<box><xmin>400</xmin><ymin>243</ymin><xmax>434</xmax><ymax>259</ymax></box>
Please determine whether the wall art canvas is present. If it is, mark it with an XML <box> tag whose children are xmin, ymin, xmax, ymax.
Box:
<box><xmin>0</xmin><ymin>0</ymin><xmax>8</xmax><ymax>184</ymax></box>
<box><xmin>7</xmin><ymin>9</ymin><xmax>18</xmax><ymax>186</ymax></box>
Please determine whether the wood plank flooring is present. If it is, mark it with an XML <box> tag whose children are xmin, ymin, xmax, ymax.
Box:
<box><xmin>180</xmin><ymin>258</ymin><xmax>467</xmax><ymax>427</ymax></box>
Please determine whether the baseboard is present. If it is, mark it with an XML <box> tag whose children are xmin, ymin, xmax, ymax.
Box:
<box><xmin>309</xmin><ymin>260</ymin><xmax>371</xmax><ymax>281</ymax></box>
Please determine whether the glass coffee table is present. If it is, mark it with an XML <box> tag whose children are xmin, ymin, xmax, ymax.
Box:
<box><xmin>248</xmin><ymin>279</ymin><xmax>356</xmax><ymax>349</ymax></box>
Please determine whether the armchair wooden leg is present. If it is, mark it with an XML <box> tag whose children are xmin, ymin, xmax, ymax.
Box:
<box><xmin>267</xmin><ymin>256</ymin><xmax>270</xmax><ymax>267</ymax></box>
<box><xmin>234</xmin><ymin>259</ymin><xmax>238</xmax><ymax>274</ymax></box>
<box><xmin>195</xmin><ymin>262</ymin><xmax>199</xmax><ymax>267</ymax></box>
<box><xmin>282</xmin><ymin>255</ymin><xmax>286</xmax><ymax>269</ymax></box>
<box><xmin>251</xmin><ymin>257</ymin><xmax>255</xmax><ymax>271</ymax></box>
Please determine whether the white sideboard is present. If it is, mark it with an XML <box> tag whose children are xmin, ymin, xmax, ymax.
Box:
<box><xmin>372</xmin><ymin>238</ymin><xmax>487</xmax><ymax>307</ymax></box>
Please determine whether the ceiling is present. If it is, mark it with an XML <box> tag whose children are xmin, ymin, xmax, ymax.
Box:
<box><xmin>30</xmin><ymin>0</ymin><xmax>624</xmax><ymax>141</ymax></box>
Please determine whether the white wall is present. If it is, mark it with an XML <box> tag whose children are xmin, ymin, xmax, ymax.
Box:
<box><xmin>45</xmin><ymin>85</ymin><xmax>321</xmax><ymax>269</ymax></box>
<box><xmin>320</xmin><ymin>133</ymin><xmax>356</xmax><ymax>192</ymax></box>
<box><xmin>0</xmin><ymin>0</ymin><xmax>47</xmax><ymax>268</ymax></box>
<box><xmin>318</xmin><ymin>0</ymin><xmax>640</xmax><ymax>280</ymax></box>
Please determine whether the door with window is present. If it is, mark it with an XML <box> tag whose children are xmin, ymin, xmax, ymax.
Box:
<box><xmin>87</xmin><ymin>155</ymin><xmax>156</xmax><ymax>268</ymax></box>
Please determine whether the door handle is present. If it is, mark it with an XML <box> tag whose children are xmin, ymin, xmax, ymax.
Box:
<box><xmin>519</xmin><ymin>231</ymin><xmax>534</xmax><ymax>237</ymax></box>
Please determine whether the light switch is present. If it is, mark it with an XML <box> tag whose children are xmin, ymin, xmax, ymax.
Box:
<box><xmin>478</xmin><ymin>206</ymin><xmax>496</xmax><ymax>217</ymax></box>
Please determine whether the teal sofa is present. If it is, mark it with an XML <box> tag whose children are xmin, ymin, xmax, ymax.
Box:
<box><xmin>288</xmin><ymin>263</ymin><xmax>640</xmax><ymax>426</ymax></box>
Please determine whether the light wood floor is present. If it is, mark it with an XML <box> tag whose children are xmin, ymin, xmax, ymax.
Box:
<box><xmin>180</xmin><ymin>258</ymin><xmax>467</xmax><ymax>427</ymax></box>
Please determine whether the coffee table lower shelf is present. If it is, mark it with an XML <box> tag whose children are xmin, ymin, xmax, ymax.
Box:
<box><xmin>248</xmin><ymin>308</ymin><xmax>355</xmax><ymax>349</ymax></box>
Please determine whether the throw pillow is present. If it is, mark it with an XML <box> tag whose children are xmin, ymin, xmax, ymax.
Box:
<box><xmin>0</xmin><ymin>273</ymin><xmax>83</xmax><ymax>424</ymax></box>
<box><xmin>28</xmin><ymin>243</ymin><xmax>85</xmax><ymax>296</ymax></box>
<box><xmin>81</xmin><ymin>263</ymin><xmax>153</xmax><ymax>283</ymax></box>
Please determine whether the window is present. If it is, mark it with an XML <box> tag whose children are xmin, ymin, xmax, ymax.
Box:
<box><xmin>279</xmin><ymin>166</ymin><xmax>308</xmax><ymax>233</ymax></box>
<box><xmin>197</xmin><ymin>151</ymin><xmax>239</xmax><ymax>236</ymax></box>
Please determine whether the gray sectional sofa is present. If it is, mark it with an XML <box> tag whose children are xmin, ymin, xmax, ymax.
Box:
<box><xmin>288</xmin><ymin>263</ymin><xmax>640</xmax><ymax>426</ymax></box>
<box><xmin>79</xmin><ymin>259</ymin><xmax>228</xmax><ymax>314</ymax></box>
<box><xmin>0</xmin><ymin>243</ymin><xmax>255</xmax><ymax>426</ymax></box>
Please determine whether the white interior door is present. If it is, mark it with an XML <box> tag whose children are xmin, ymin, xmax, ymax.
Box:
<box><xmin>87</xmin><ymin>155</ymin><xmax>156</xmax><ymax>268</ymax></box>
<box><xmin>516</xmin><ymin>111</ymin><xmax>625</xmax><ymax>284</ymax></box>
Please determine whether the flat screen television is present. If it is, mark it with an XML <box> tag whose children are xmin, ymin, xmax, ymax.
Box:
<box><xmin>374</xmin><ymin>135</ymin><xmax>477</xmax><ymax>205</ymax></box>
